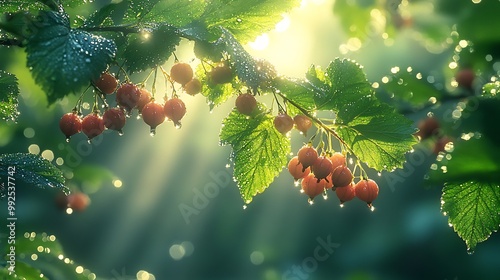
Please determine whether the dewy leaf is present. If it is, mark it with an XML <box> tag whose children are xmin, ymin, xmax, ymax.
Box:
<box><xmin>441</xmin><ymin>181</ymin><xmax>500</xmax><ymax>252</ymax></box>
<box><xmin>215</xmin><ymin>28</ymin><xmax>266</xmax><ymax>91</ymax></box>
<box><xmin>0</xmin><ymin>0</ymin><xmax>47</xmax><ymax>13</ymax></box>
<box><xmin>0</xmin><ymin>70</ymin><xmax>20</xmax><ymax>121</ymax></box>
<box><xmin>123</xmin><ymin>24</ymin><xmax>180</xmax><ymax>73</ymax></box>
<box><xmin>202</xmin><ymin>0</ymin><xmax>300</xmax><ymax>43</ymax></box>
<box><xmin>141</xmin><ymin>0</ymin><xmax>205</xmax><ymax>26</ymax></box>
<box><xmin>379</xmin><ymin>68</ymin><xmax>442</xmax><ymax>106</ymax></box>
<box><xmin>308</xmin><ymin>59</ymin><xmax>418</xmax><ymax>171</ymax></box>
<box><xmin>272</xmin><ymin>77</ymin><xmax>316</xmax><ymax>116</ymax></box>
<box><xmin>0</xmin><ymin>153</ymin><xmax>67</xmax><ymax>194</ymax></box>
<box><xmin>25</xmin><ymin>11</ymin><xmax>116</xmax><ymax>104</ymax></box>
<box><xmin>220</xmin><ymin>107</ymin><xmax>290</xmax><ymax>203</ymax></box>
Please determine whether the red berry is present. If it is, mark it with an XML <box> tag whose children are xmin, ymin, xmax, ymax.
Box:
<box><xmin>103</xmin><ymin>107</ymin><xmax>126</xmax><ymax>133</ymax></box>
<box><xmin>455</xmin><ymin>68</ymin><xmax>475</xmax><ymax>89</ymax></box>
<box><xmin>301</xmin><ymin>173</ymin><xmax>328</xmax><ymax>201</ymax></box>
<box><xmin>94</xmin><ymin>72</ymin><xmax>118</xmax><ymax>94</ymax></box>
<box><xmin>354</xmin><ymin>179</ymin><xmax>379</xmax><ymax>207</ymax></box>
<box><xmin>164</xmin><ymin>98</ymin><xmax>186</xmax><ymax>126</ymax></box>
<box><xmin>331</xmin><ymin>165</ymin><xmax>353</xmax><ymax>189</ymax></box>
<box><xmin>142</xmin><ymin>101</ymin><xmax>166</xmax><ymax>133</ymax></box>
<box><xmin>416</xmin><ymin>117</ymin><xmax>440</xmax><ymax>140</ymax></box>
<box><xmin>274</xmin><ymin>114</ymin><xmax>294</xmax><ymax>134</ymax></box>
<box><xmin>210</xmin><ymin>65</ymin><xmax>233</xmax><ymax>84</ymax></box>
<box><xmin>312</xmin><ymin>156</ymin><xmax>333</xmax><ymax>183</ymax></box>
<box><xmin>293</xmin><ymin>115</ymin><xmax>312</xmax><ymax>135</ymax></box>
<box><xmin>184</xmin><ymin>78</ymin><xmax>202</xmax><ymax>96</ymax></box>
<box><xmin>235</xmin><ymin>93</ymin><xmax>257</xmax><ymax>116</ymax></box>
<box><xmin>288</xmin><ymin>156</ymin><xmax>310</xmax><ymax>181</ymax></box>
<box><xmin>335</xmin><ymin>182</ymin><xmax>356</xmax><ymax>205</ymax></box>
<box><xmin>67</xmin><ymin>192</ymin><xmax>90</xmax><ymax>212</ymax></box>
<box><xmin>170</xmin><ymin>63</ymin><xmax>194</xmax><ymax>85</ymax></box>
<box><xmin>297</xmin><ymin>146</ymin><xmax>318</xmax><ymax>171</ymax></box>
<box><xmin>59</xmin><ymin>112</ymin><xmax>82</xmax><ymax>141</ymax></box>
<box><xmin>116</xmin><ymin>83</ymin><xmax>141</xmax><ymax>112</ymax></box>
<box><xmin>329</xmin><ymin>152</ymin><xmax>346</xmax><ymax>171</ymax></box>
<box><xmin>137</xmin><ymin>88</ymin><xmax>152</xmax><ymax>112</ymax></box>
<box><xmin>82</xmin><ymin>113</ymin><xmax>105</xmax><ymax>140</ymax></box>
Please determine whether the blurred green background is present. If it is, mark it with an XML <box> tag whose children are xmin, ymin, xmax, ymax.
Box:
<box><xmin>2</xmin><ymin>0</ymin><xmax>500</xmax><ymax>279</ymax></box>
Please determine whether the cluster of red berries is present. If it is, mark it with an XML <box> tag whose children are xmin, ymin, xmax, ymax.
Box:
<box><xmin>288</xmin><ymin>145</ymin><xmax>379</xmax><ymax>208</ymax></box>
<box><xmin>234</xmin><ymin>93</ymin><xmax>313</xmax><ymax>135</ymax></box>
<box><xmin>59</xmin><ymin>62</ymin><xmax>200</xmax><ymax>141</ymax></box>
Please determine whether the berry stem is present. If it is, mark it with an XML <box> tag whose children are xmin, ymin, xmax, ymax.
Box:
<box><xmin>274</xmin><ymin>90</ymin><xmax>356</xmax><ymax>157</ymax></box>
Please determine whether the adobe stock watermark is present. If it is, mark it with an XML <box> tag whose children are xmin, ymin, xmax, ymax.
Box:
<box><xmin>2</xmin><ymin>166</ymin><xmax>17</xmax><ymax>275</ymax></box>
<box><xmin>178</xmin><ymin>168</ymin><xmax>231</xmax><ymax>224</ymax></box>
<box><xmin>282</xmin><ymin>235</ymin><xmax>340</xmax><ymax>280</ymax></box>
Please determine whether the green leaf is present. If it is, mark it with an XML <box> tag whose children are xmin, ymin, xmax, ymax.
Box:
<box><xmin>220</xmin><ymin>107</ymin><xmax>290</xmax><ymax>203</ymax></box>
<box><xmin>215</xmin><ymin>28</ymin><xmax>266</xmax><ymax>91</ymax></box>
<box><xmin>0</xmin><ymin>153</ymin><xmax>67</xmax><ymax>193</ymax></box>
<box><xmin>141</xmin><ymin>0</ymin><xmax>205</xmax><ymax>26</ymax></box>
<box><xmin>195</xmin><ymin>63</ymin><xmax>237</xmax><ymax>110</ymax></box>
<box><xmin>0</xmin><ymin>1</ymin><xmax>47</xmax><ymax>13</ymax></box>
<box><xmin>272</xmin><ymin>77</ymin><xmax>316</xmax><ymax>116</ymax></box>
<box><xmin>202</xmin><ymin>0</ymin><xmax>300</xmax><ymax>43</ymax></box>
<box><xmin>25</xmin><ymin>11</ymin><xmax>116</xmax><ymax>104</ymax></box>
<box><xmin>307</xmin><ymin>59</ymin><xmax>418</xmax><ymax>170</ymax></box>
<box><xmin>82</xmin><ymin>2</ymin><xmax>123</xmax><ymax>28</ymax></box>
<box><xmin>0</xmin><ymin>261</ymin><xmax>48</xmax><ymax>280</ymax></box>
<box><xmin>482</xmin><ymin>80</ymin><xmax>500</xmax><ymax>98</ymax></box>
<box><xmin>1</xmin><ymin>232</ymin><xmax>93</xmax><ymax>280</ymax></box>
<box><xmin>441</xmin><ymin>181</ymin><xmax>500</xmax><ymax>252</ymax></box>
<box><xmin>379</xmin><ymin>68</ymin><xmax>442</xmax><ymax>106</ymax></box>
<box><xmin>0</xmin><ymin>70</ymin><xmax>19</xmax><ymax>121</ymax></box>
<box><xmin>123</xmin><ymin>24</ymin><xmax>180</xmax><ymax>73</ymax></box>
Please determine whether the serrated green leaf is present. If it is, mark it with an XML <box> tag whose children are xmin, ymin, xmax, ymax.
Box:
<box><xmin>305</xmin><ymin>59</ymin><xmax>418</xmax><ymax>170</ymax></box>
<box><xmin>25</xmin><ymin>11</ymin><xmax>116</xmax><ymax>104</ymax></box>
<box><xmin>380</xmin><ymin>69</ymin><xmax>442</xmax><ymax>106</ymax></box>
<box><xmin>441</xmin><ymin>181</ymin><xmax>500</xmax><ymax>252</ymax></box>
<box><xmin>202</xmin><ymin>0</ymin><xmax>300</xmax><ymax>43</ymax></box>
<box><xmin>123</xmin><ymin>24</ymin><xmax>180</xmax><ymax>73</ymax></box>
<box><xmin>141</xmin><ymin>0</ymin><xmax>205</xmax><ymax>26</ymax></box>
<box><xmin>220</xmin><ymin>107</ymin><xmax>290</xmax><ymax>203</ymax></box>
<box><xmin>336</xmin><ymin>103</ymin><xmax>418</xmax><ymax>171</ymax></box>
<box><xmin>0</xmin><ymin>70</ymin><xmax>19</xmax><ymax>121</ymax></box>
<box><xmin>0</xmin><ymin>153</ymin><xmax>67</xmax><ymax>193</ymax></box>
<box><xmin>195</xmin><ymin>63</ymin><xmax>237</xmax><ymax>110</ymax></box>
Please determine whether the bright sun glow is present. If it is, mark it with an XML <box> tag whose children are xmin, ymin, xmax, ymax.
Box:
<box><xmin>248</xmin><ymin>34</ymin><xmax>270</xmax><ymax>50</ymax></box>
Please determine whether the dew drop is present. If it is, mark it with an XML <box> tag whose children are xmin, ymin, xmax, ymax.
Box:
<box><xmin>87</xmin><ymin>139</ymin><xmax>92</xmax><ymax>144</ymax></box>
<box><xmin>339</xmin><ymin>203</ymin><xmax>344</xmax><ymax>208</ymax></box>
<box><xmin>294</xmin><ymin>180</ymin><xmax>300</xmax><ymax>187</ymax></box>
<box><xmin>65</xmin><ymin>137</ymin><xmax>70</xmax><ymax>143</ymax></box>
<box><xmin>150</xmin><ymin>128</ymin><xmax>156</xmax><ymax>136</ymax></box>
<box><xmin>243</xmin><ymin>204</ymin><xmax>247</xmax><ymax>210</ymax></box>
<box><xmin>369</xmin><ymin>205</ymin><xmax>375</xmax><ymax>211</ymax></box>
<box><xmin>118</xmin><ymin>130</ymin><xmax>124</xmax><ymax>136</ymax></box>
<box><xmin>467</xmin><ymin>249</ymin><xmax>474</xmax><ymax>255</ymax></box>
<box><xmin>308</xmin><ymin>198</ymin><xmax>314</xmax><ymax>205</ymax></box>
<box><xmin>174</xmin><ymin>123</ymin><xmax>182</xmax><ymax>129</ymax></box>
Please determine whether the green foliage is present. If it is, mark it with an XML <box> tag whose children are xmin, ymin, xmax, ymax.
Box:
<box><xmin>123</xmin><ymin>24</ymin><xmax>180</xmax><ymax>73</ymax></box>
<box><xmin>140</xmin><ymin>0</ymin><xmax>205</xmax><ymax>26</ymax></box>
<box><xmin>378</xmin><ymin>68</ymin><xmax>442</xmax><ymax>106</ymax></box>
<box><xmin>220</xmin><ymin>106</ymin><xmax>290</xmax><ymax>203</ymax></box>
<box><xmin>441</xmin><ymin>181</ymin><xmax>500</xmax><ymax>252</ymax></box>
<box><xmin>202</xmin><ymin>0</ymin><xmax>300</xmax><ymax>43</ymax></box>
<box><xmin>0</xmin><ymin>0</ymin><xmax>47</xmax><ymax>13</ymax></box>
<box><xmin>0</xmin><ymin>153</ymin><xmax>67</xmax><ymax>194</ymax></box>
<box><xmin>25</xmin><ymin>11</ymin><xmax>116</xmax><ymax>104</ymax></box>
<box><xmin>1</xmin><ymin>232</ymin><xmax>93</xmax><ymax>279</ymax></box>
<box><xmin>306</xmin><ymin>59</ymin><xmax>418</xmax><ymax>170</ymax></box>
<box><xmin>333</xmin><ymin>0</ymin><xmax>373</xmax><ymax>40</ymax></box>
<box><xmin>0</xmin><ymin>70</ymin><xmax>19</xmax><ymax>121</ymax></box>
<box><xmin>196</xmin><ymin>63</ymin><xmax>237</xmax><ymax>110</ymax></box>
